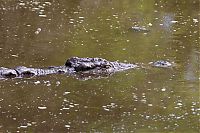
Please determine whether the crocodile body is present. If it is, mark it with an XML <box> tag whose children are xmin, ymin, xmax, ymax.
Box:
<box><xmin>0</xmin><ymin>57</ymin><xmax>172</xmax><ymax>80</ymax></box>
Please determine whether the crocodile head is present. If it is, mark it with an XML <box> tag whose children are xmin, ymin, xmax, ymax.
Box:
<box><xmin>0</xmin><ymin>67</ymin><xmax>18</xmax><ymax>78</ymax></box>
<box><xmin>65</xmin><ymin>57</ymin><xmax>112</xmax><ymax>72</ymax></box>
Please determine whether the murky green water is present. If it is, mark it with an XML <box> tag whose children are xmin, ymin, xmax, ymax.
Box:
<box><xmin>0</xmin><ymin>0</ymin><xmax>199</xmax><ymax>132</ymax></box>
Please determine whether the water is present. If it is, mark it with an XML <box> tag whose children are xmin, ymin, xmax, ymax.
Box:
<box><xmin>0</xmin><ymin>0</ymin><xmax>199</xmax><ymax>132</ymax></box>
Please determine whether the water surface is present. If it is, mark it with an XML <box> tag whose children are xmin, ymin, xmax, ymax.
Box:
<box><xmin>0</xmin><ymin>0</ymin><xmax>199</xmax><ymax>132</ymax></box>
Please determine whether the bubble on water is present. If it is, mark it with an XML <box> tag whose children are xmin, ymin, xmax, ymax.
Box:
<box><xmin>11</xmin><ymin>54</ymin><xmax>18</xmax><ymax>57</ymax></box>
<box><xmin>41</xmin><ymin>121</ymin><xmax>46</xmax><ymax>123</ymax></box>
<box><xmin>20</xmin><ymin>125</ymin><xmax>28</xmax><ymax>128</ymax></box>
<box><xmin>103</xmin><ymin>103</ymin><xmax>118</xmax><ymax>110</ymax></box>
<box><xmin>140</xmin><ymin>99</ymin><xmax>147</xmax><ymax>103</ymax></box>
<box><xmin>38</xmin><ymin>106</ymin><xmax>47</xmax><ymax>110</ymax></box>
<box><xmin>161</xmin><ymin>88</ymin><xmax>166</xmax><ymax>91</ymax></box>
<box><xmin>192</xmin><ymin>102</ymin><xmax>197</xmax><ymax>105</ymax></box>
<box><xmin>38</xmin><ymin>5</ymin><xmax>44</xmax><ymax>9</ymax></box>
<box><xmin>148</xmin><ymin>23</ymin><xmax>152</xmax><ymax>26</ymax></box>
<box><xmin>44</xmin><ymin>80</ymin><xmax>51</xmax><ymax>86</ymax></box>
<box><xmin>46</xmin><ymin>83</ymin><xmax>51</xmax><ymax>86</ymax></box>
<box><xmin>56</xmin><ymin>81</ymin><xmax>61</xmax><ymax>86</ymax></box>
<box><xmin>177</xmin><ymin>102</ymin><xmax>182</xmax><ymax>106</ymax></box>
<box><xmin>27</xmin><ymin>123</ymin><xmax>32</xmax><ymax>126</ymax></box>
<box><xmin>63</xmin><ymin>91</ymin><xmax>70</xmax><ymax>95</ymax></box>
<box><xmin>35</xmin><ymin>28</ymin><xmax>42</xmax><ymax>34</ymax></box>
<box><xmin>19</xmin><ymin>3</ymin><xmax>25</xmax><ymax>6</ymax></box>
<box><xmin>44</xmin><ymin>2</ymin><xmax>52</xmax><ymax>5</ymax></box>
<box><xmin>145</xmin><ymin>115</ymin><xmax>150</xmax><ymax>119</ymax></box>
<box><xmin>196</xmin><ymin>108</ymin><xmax>200</xmax><ymax>111</ymax></box>
<box><xmin>69</xmin><ymin>105</ymin><xmax>74</xmax><ymax>108</ymax></box>
<box><xmin>44</xmin><ymin>80</ymin><xmax>50</xmax><ymax>84</ymax></box>
<box><xmin>103</xmin><ymin>108</ymin><xmax>110</xmax><ymax>111</ymax></box>
<box><xmin>79</xmin><ymin>16</ymin><xmax>84</xmax><ymax>19</ymax></box>
<box><xmin>34</xmin><ymin>81</ymin><xmax>40</xmax><ymax>85</ymax></box>
<box><xmin>32</xmin><ymin>7</ymin><xmax>40</xmax><ymax>11</ymax></box>
<box><xmin>148</xmin><ymin>104</ymin><xmax>153</xmax><ymax>107</ymax></box>
<box><xmin>39</xmin><ymin>14</ymin><xmax>47</xmax><ymax>17</ymax></box>
<box><xmin>62</xmin><ymin>107</ymin><xmax>70</xmax><ymax>110</ymax></box>
<box><xmin>31</xmin><ymin>122</ymin><xmax>37</xmax><ymax>125</ymax></box>
<box><xmin>81</xmin><ymin>120</ymin><xmax>88</xmax><ymax>123</ymax></box>
<box><xmin>65</xmin><ymin>125</ymin><xmax>70</xmax><ymax>128</ymax></box>
<box><xmin>63</xmin><ymin>98</ymin><xmax>68</xmax><ymax>102</ymax></box>
<box><xmin>170</xmin><ymin>20</ymin><xmax>178</xmax><ymax>23</ymax></box>
<box><xmin>193</xmin><ymin>18</ymin><xmax>198</xmax><ymax>23</ymax></box>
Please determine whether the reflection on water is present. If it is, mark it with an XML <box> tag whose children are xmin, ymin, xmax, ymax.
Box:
<box><xmin>0</xmin><ymin>0</ymin><xmax>199</xmax><ymax>132</ymax></box>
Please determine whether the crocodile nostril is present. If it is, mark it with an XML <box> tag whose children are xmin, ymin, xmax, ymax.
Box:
<box><xmin>58</xmin><ymin>70</ymin><xmax>65</xmax><ymax>73</ymax></box>
<box><xmin>4</xmin><ymin>72</ymin><xmax>17</xmax><ymax>78</ymax></box>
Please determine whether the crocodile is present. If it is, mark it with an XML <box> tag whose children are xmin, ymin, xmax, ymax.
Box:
<box><xmin>0</xmin><ymin>57</ymin><xmax>173</xmax><ymax>80</ymax></box>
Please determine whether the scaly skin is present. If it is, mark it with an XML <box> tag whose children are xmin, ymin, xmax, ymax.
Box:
<box><xmin>0</xmin><ymin>57</ymin><xmax>172</xmax><ymax>80</ymax></box>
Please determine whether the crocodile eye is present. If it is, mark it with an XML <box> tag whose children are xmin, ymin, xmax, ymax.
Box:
<box><xmin>65</xmin><ymin>61</ymin><xmax>72</xmax><ymax>67</ymax></box>
<box><xmin>22</xmin><ymin>71</ymin><xmax>35</xmax><ymax>77</ymax></box>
